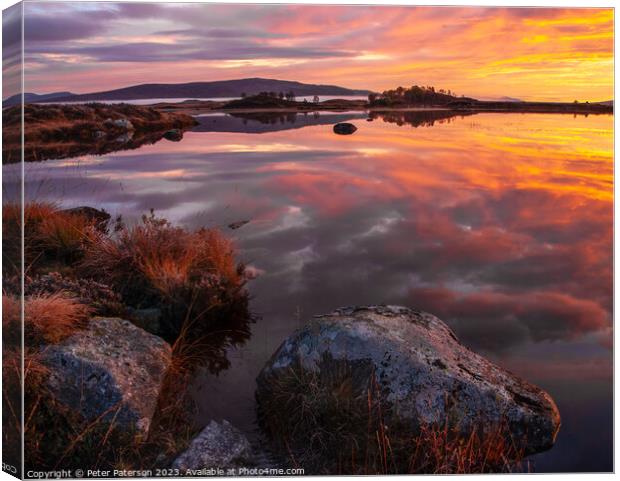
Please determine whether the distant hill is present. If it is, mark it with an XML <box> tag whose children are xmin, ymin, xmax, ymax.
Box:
<box><xmin>3</xmin><ymin>91</ymin><xmax>74</xmax><ymax>107</ymax></box>
<box><xmin>598</xmin><ymin>100</ymin><xmax>613</xmax><ymax>107</ymax></box>
<box><xmin>14</xmin><ymin>78</ymin><xmax>370</xmax><ymax>104</ymax></box>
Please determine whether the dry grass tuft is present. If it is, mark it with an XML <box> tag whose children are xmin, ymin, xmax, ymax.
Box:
<box><xmin>3</xmin><ymin>293</ymin><xmax>91</xmax><ymax>346</ymax></box>
<box><xmin>258</xmin><ymin>361</ymin><xmax>527</xmax><ymax>475</ymax></box>
<box><xmin>406</xmin><ymin>418</ymin><xmax>526</xmax><ymax>474</ymax></box>
<box><xmin>37</xmin><ymin>212</ymin><xmax>95</xmax><ymax>262</ymax></box>
<box><xmin>25</xmin><ymin>293</ymin><xmax>91</xmax><ymax>345</ymax></box>
<box><xmin>3</xmin><ymin>202</ymin><xmax>97</xmax><ymax>277</ymax></box>
<box><xmin>83</xmin><ymin>211</ymin><xmax>241</xmax><ymax>291</ymax></box>
<box><xmin>81</xmin><ymin>211</ymin><xmax>248</xmax><ymax>340</ymax></box>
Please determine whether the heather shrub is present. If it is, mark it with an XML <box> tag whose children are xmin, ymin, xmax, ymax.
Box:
<box><xmin>37</xmin><ymin>211</ymin><xmax>96</xmax><ymax>263</ymax></box>
<box><xmin>25</xmin><ymin>272</ymin><xmax>125</xmax><ymax>317</ymax></box>
<box><xmin>81</xmin><ymin>211</ymin><xmax>250</xmax><ymax>340</ymax></box>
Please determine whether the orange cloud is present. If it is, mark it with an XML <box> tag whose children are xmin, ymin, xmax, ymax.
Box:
<box><xmin>19</xmin><ymin>5</ymin><xmax>613</xmax><ymax>101</ymax></box>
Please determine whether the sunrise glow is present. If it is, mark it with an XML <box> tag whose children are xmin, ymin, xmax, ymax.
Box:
<box><xmin>16</xmin><ymin>3</ymin><xmax>614</xmax><ymax>102</ymax></box>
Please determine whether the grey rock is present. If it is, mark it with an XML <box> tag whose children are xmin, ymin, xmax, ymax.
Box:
<box><xmin>256</xmin><ymin>305</ymin><xmax>561</xmax><ymax>455</ymax></box>
<box><xmin>172</xmin><ymin>420</ymin><xmax>255</xmax><ymax>471</ymax></box>
<box><xmin>112</xmin><ymin>118</ymin><xmax>134</xmax><ymax>130</ymax></box>
<box><xmin>94</xmin><ymin>130</ymin><xmax>107</xmax><ymax>139</ymax></box>
<box><xmin>333</xmin><ymin>122</ymin><xmax>357</xmax><ymax>135</ymax></box>
<box><xmin>61</xmin><ymin>206</ymin><xmax>110</xmax><ymax>229</ymax></box>
<box><xmin>114</xmin><ymin>131</ymin><xmax>134</xmax><ymax>143</ymax></box>
<box><xmin>42</xmin><ymin>317</ymin><xmax>172</xmax><ymax>433</ymax></box>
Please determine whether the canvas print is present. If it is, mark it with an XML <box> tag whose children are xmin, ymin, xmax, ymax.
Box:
<box><xmin>1</xmin><ymin>2</ymin><xmax>614</xmax><ymax>477</ymax></box>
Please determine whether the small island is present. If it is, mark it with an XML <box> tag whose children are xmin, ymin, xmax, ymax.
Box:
<box><xmin>151</xmin><ymin>85</ymin><xmax>613</xmax><ymax>115</ymax></box>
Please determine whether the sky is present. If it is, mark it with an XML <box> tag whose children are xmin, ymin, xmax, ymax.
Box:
<box><xmin>3</xmin><ymin>3</ymin><xmax>615</xmax><ymax>101</ymax></box>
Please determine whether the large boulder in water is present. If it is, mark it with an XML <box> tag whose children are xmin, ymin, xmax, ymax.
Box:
<box><xmin>256</xmin><ymin>305</ymin><xmax>560</xmax><ymax>468</ymax></box>
<box><xmin>42</xmin><ymin>317</ymin><xmax>172</xmax><ymax>434</ymax></box>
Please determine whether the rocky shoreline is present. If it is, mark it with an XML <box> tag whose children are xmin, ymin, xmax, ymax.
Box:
<box><xmin>2</xmin><ymin>100</ymin><xmax>611</xmax><ymax>163</ymax></box>
<box><xmin>25</xmin><ymin>299</ymin><xmax>560</xmax><ymax>474</ymax></box>
<box><xmin>2</xmin><ymin>203</ymin><xmax>564</xmax><ymax>475</ymax></box>
<box><xmin>2</xmin><ymin>103</ymin><xmax>197</xmax><ymax>163</ymax></box>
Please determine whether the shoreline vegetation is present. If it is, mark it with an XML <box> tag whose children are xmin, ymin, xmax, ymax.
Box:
<box><xmin>152</xmin><ymin>95</ymin><xmax>613</xmax><ymax>115</ymax></box>
<box><xmin>150</xmin><ymin>85</ymin><xmax>612</xmax><ymax>115</ymax></box>
<box><xmin>2</xmin><ymin>103</ymin><xmax>197</xmax><ymax>163</ymax></box>
<box><xmin>2</xmin><ymin>202</ymin><xmax>558</xmax><ymax>475</ymax></box>
<box><xmin>2</xmin><ymin>203</ymin><xmax>252</xmax><ymax>474</ymax></box>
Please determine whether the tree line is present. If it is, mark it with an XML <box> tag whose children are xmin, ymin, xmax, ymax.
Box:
<box><xmin>241</xmin><ymin>91</ymin><xmax>297</xmax><ymax>101</ymax></box>
<box><xmin>368</xmin><ymin>85</ymin><xmax>466</xmax><ymax>106</ymax></box>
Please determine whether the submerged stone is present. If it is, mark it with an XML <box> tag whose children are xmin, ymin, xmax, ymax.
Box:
<box><xmin>163</xmin><ymin>129</ymin><xmax>183</xmax><ymax>141</ymax></box>
<box><xmin>333</xmin><ymin>122</ymin><xmax>357</xmax><ymax>135</ymax></box>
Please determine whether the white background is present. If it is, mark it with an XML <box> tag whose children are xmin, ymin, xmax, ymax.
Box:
<box><xmin>0</xmin><ymin>0</ymin><xmax>616</xmax><ymax>480</ymax></box>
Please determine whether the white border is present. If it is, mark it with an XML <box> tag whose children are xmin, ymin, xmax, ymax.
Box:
<box><xmin>0</xmin><ymin>1</ymin><xmax>615</xmax><ymax>480</ymax></box>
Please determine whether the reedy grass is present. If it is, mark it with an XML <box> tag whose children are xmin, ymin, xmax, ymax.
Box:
<box><xmin>3</xmin><ymin>202</ymin><xmax>97</xmax><ymax>277</ymax></box>
<box><xmin>258</xmin><ymin>362</ymin><xmax>527</xmax><ymax>475</ymax></box>
<box><xmin>3</xmin><ymin>293</ymin><xmax>91</xmax><ymax>346</ymax></box>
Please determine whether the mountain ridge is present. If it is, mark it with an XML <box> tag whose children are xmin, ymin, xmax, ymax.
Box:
<box><xmin>3</xmin><ymin>91</ymin><xmax>74</xmax><ymax>107</ymax></box>
<box><xmin>4</xmin><ymin>78</ymin><xmax>370</xmax><ymax>105</ymax></box>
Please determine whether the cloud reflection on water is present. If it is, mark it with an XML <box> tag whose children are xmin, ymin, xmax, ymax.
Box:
<box><xmin>11</xmin><ymin>111</ymin><xmax>612</xmax><ymax>358</ymax></box>
<box><xmin>6</xmin><ymin>110</ymin><xmax>612</xmax><ymax>471</ymax></box>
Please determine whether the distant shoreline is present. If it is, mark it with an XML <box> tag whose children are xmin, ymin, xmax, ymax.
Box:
<box><xmin>147</xmin><ymin>98</ymin><xmax>613</xmax><ymax>116</ymax></box>
<box><xmin>2</xmin><ymin>100</ymin><xmax>612</xmax><ymax>164</ymax></box>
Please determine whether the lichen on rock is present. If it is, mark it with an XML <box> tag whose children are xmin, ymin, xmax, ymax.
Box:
<box><xmin>172</xmin><ymin>420</ymin><xmax>255</xmax><ymax>471</ymax></box>
<box><xmin>42</xmin><ymin>317</ymin><xmax>172</xmax><ymax>434</ymax></box>
<box><xmin>256</xmin><ymin>305</ymin><xmax>561</xmax><ymax>473</ymax></box>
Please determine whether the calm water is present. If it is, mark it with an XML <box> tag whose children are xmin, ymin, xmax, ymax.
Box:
<box><xmin>6</xmin><ymin>111</ymin><xmax>613</xmax><ymax>472</ymax></box>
